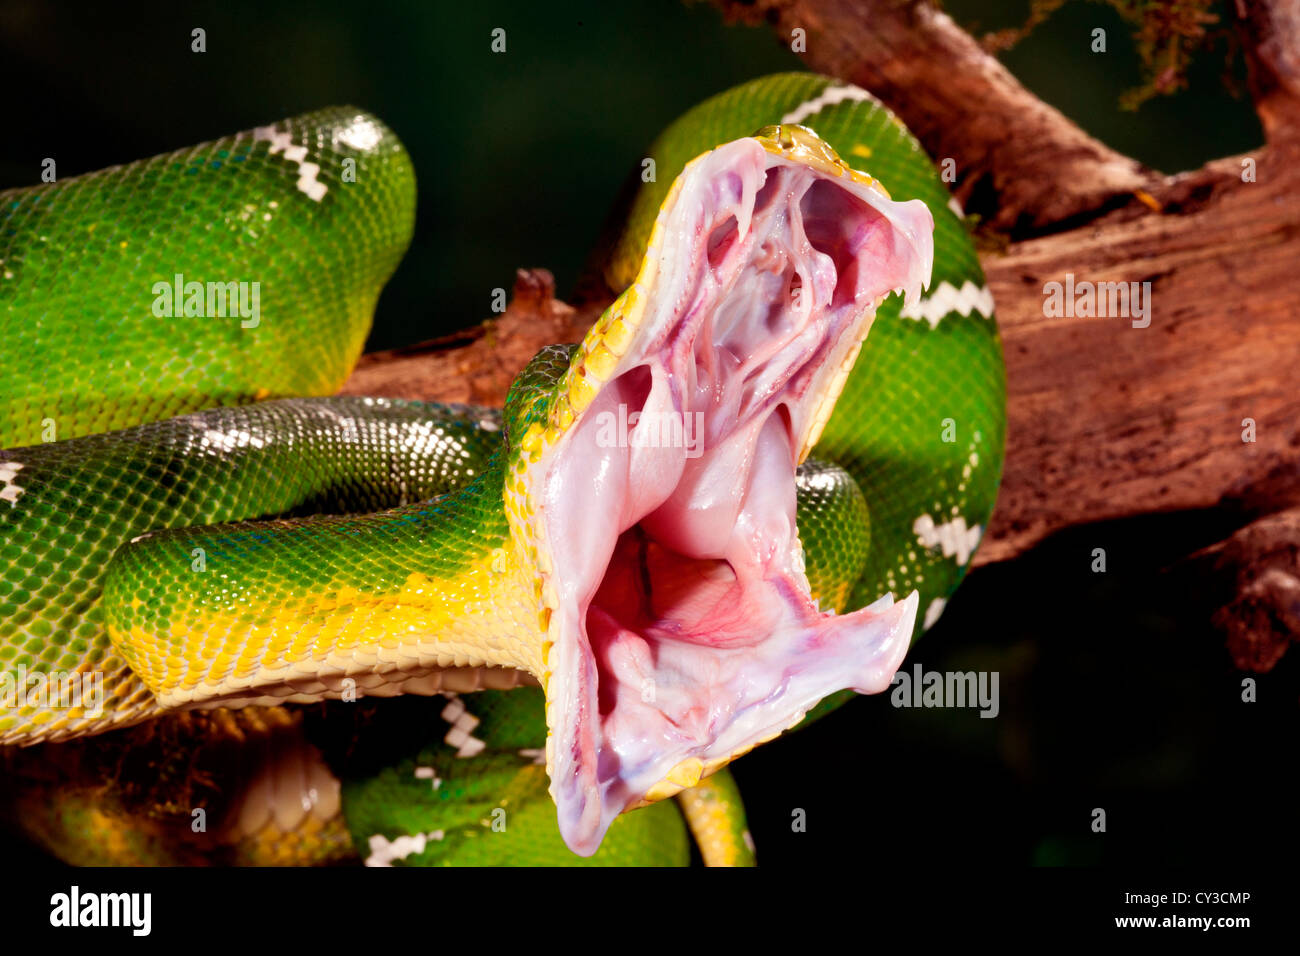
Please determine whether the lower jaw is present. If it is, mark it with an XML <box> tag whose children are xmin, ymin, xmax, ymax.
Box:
<box><xmin>534</xmin><ymin>317</ymin><xmax>921</xmax><ymax>855</ymax></box>
<box><xmin>558</xmin><ymin>516</ymin><xmax>918</xmax><ymax>845</ymax></box>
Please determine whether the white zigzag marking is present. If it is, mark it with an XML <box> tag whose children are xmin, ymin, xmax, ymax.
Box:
<box><xmin>780</xmin><ymin>85</ymin><xmax>874</xmax><ymax>125</ymax></box>
<box><xmin>518</xmin><ymin>747</ymin><xmax>548</xmax><ymax>766</ymax></box>
<box><xmin>899</xmin><ymin>280</ymin><xmax>994</xmax><ymax>329</ymax></box>
<box><xmin>253</xmin><ymin>125</ymin><xmax>328</xmax><ymax>202</ymax></box>
<box><xmin>913</xmin><ymin>514</ymin><xmax>982</xmax><ymax>566</ymax></box>
<box><xmin>0</xmin><ymin>461</ymin><xmax>25</xmax><ymax>506</ymax></box>
<box><xmin>365</xmin><ymin>829</ymin><xmax>445</xmax><ymax>867</ymax></box>
<box><xmin>413</xmin><ymin>765</ymin><xmax>442</xmax><ymax>790</ymax></box>
<box><xmin>923</xmin><ymin>597</ymin><xmax>947</xmax><ymax>630</ymax></box>
<box><xmin>440</xmin><ymin>695</ymin><xmax>487</xmax><ymax>758</ymax></box>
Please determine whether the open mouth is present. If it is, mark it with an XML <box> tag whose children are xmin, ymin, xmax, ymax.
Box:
<box><xmin>525</xmin><ymin>129</ymin><xmax>934</xmax><ymax>854</ymax></box>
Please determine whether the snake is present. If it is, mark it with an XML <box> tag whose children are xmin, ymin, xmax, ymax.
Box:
<box><xmin>0</xmin><ymin>72</ymin><xmax>1004</xmax><ymax>865</ymax></box>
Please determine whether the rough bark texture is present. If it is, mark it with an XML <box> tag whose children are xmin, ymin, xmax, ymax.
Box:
<box><xmin>977</xmin><ymin>147</ymin><xmax>1300</xmax><ymax>566</ymax></box>
<box><xmin>708</xmin><ymin>0</ymin><xmax>1154</xmax><ymax>234</ymax></box>
<box><xmin>341</xmin><ymin>269</ymin><xmax>597</xmax><ymax>406</ymax></box>
<box><xmin>341</xmin><ymin>0</ymin><xmax>1300</xmax><ymax>667</ymax></box>
<box><xmin>1190</xmin><ymin>507</ymin><xmax>1300</xmax><ymax>672</ymax></box>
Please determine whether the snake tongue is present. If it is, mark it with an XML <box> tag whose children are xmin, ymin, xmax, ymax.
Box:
<box><xmin>529</xmin><ymin>133</ymin><xmax>932</xmax><ymax>855</ymax></box>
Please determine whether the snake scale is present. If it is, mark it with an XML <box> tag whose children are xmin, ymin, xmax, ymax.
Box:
<box><xmin>0</xmin><ymin>73</ymin><xmax>1004</xmax><ymax>865</ymax></box>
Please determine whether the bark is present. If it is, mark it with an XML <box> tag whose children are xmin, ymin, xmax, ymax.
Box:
<box><xmin>976</xmin><ymin>146</ymin><xmax>1300</xmax><ymax>566</ymax></box>
<box><xmin>1189</xmin><ymin>507</ymin><xmax>1300</xmax><ymax>672</ymax></box>
<box><xmin>711</xmin><ymin>0</ymin><xmax>1154</xmax><ymax>234</ymax></box>
<box><xmin>341</xmin><ymin>269</ymin><xmax>597</xmax><ymax>406</ymax></box>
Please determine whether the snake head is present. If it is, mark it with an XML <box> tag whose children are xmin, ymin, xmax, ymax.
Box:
<box><xmin>507</xmin><ymin>129</ymin><xmax>933</xmax><ymax>855</ymax></box>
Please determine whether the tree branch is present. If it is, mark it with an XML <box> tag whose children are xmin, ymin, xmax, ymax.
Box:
<box><xmin>1236</xmin><ymin>0</ymin><xmax>1300</xmax><ymax>146</ymax></box>
<box><xmin>709</xmin><ymin>0</ymin><xmax>1151</xmax><ymax>233</ymax></box>
<box><xmin>973</xmin><ymin>149</ymin><xmax>1300</xmax><ymax>565</ymax></box>
<box><xmin>341</xmin><ymin>269</ymin><xmax>598</xmax><ymax>406</ymax></box>
<box><xmin>1187</xmin><ymin>506</ymin><xmax>1300</xmax><ymax>671</ymax></box>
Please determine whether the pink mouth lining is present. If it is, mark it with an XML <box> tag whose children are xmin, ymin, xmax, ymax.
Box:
<box><xmin>533</xmin><ymin>138</ymin><xmax>933</xmax><ymax>855</ymax></box>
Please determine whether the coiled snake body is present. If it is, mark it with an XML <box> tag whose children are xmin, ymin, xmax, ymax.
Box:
<box><xmin>0</xmin><ymin>74</ymin><xmax>1004</xmax><ymax>864</ymax></box>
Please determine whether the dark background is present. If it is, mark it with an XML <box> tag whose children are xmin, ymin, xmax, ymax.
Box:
<box><xmin>3</xmin><ymin>0</ymin><xmax>1292</xmax><ymax>867</ymax></box>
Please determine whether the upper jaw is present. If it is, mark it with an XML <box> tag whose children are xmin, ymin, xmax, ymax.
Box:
<box><xmin>516</xmin><ymin>130</ymin><xmax>933</xmax><ymax>855</ymax></box>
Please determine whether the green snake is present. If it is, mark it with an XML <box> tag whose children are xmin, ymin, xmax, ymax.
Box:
<box><xmin>0</xmin><ymin>72</ymin><xmax>1004</xmax><ymax>864</ymax></box>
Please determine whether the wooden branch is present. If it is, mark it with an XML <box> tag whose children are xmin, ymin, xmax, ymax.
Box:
<box><xmin>708</xmin><ymin>0</ymin><xmax>1151</xmax><ymax>233</ymax></box>
<box><xmin>340</xmin><ymin>269</ymin><xmax>600</xmax><ymax>406</ymax></box>
<box><xmin>1236</xmin><ymin>0</ymin><xmax>1300</xmax><ymax>145</ymax></box>
<box><xmin>973</xmin><ymin>149</ymin><xmax>1300</xmax><ymax>565</ymax></box>
<box><xmin>1188</xmin><ymin>506</ymin><xmax>1300</xmax><ymax>671</ymax></box>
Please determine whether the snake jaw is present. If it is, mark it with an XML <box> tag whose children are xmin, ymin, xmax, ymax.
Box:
<box><xmin>518</xmin><ymin>133</ymin><xmax>932</xmax><ymax>855</ymax></box>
